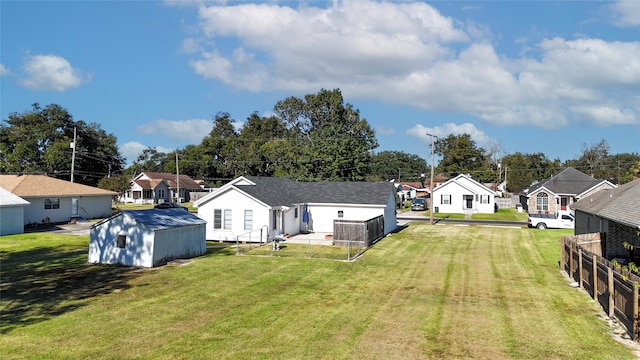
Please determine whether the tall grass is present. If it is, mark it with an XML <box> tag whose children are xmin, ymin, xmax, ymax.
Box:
<box><xmin>0</xmin><ymin>225</ymin><xmax>634</xmax><ymax>359</ymax></box>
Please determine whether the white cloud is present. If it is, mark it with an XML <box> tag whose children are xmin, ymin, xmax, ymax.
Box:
<box><xmin>135</xmin><ymin>118</ymin><xmax>212</xmax><ymax>143</ymax></box>
<box><xmin>375</xmin><ymin>125</ymin><xmax>396</xmax><ymax>136</ymax></box>
<box><xmin>181</xmin><ymin>1</ymin><xmax>640</xmax><ymax>129</ymax></box>
<box><xmin>119</xmin><ymin>141</ymin><xmax>175</xmax><ymax>165</ymax></box>
<box><xmin>19</xmin><ymin>54</ymin><xmax>89</xmax><ymax>91</ymax></box>
<box><xmin>0</xmin><ymin>64</ymin><xmax>9</xmax><ymax>76</ymax></box>
<box><xmin>610</xmin><ymin>0</ymin><xmax>640</xmax><ymax>27</ymax></box>
<box><xmin>406</xmin><ymin>123</ymin><xmax>498</xmax><ymax>150</ymax></box>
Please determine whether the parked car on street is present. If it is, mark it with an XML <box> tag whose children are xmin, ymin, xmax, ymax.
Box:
<box><xmin>528</xmin><ymin>212</ymin><xmax>574</xmax><ymax>229</ymax></box>
<box><xmin>411</xmin><ymin>198</ymin><xmax>426</xmax><ymax>211</ymax></box>
<box><xmin>154</xmin><ymin>202</ymin><xmax>188</xmax><ymax>211</ymax></box>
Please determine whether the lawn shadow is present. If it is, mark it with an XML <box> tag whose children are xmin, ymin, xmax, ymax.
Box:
<box><xmin>0</xmin><ymin>247</ymin><xmax>139</xmax><ymax>334</ymax></box>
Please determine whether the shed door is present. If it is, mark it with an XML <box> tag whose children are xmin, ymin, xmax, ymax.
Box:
<box><xmin>71</xmin><ymin>198</ymin><xmax>79</xmax><ymax>217</ymax></box>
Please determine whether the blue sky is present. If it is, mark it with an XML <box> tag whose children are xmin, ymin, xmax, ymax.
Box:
<box><xmin>2</xmin><ymin>0</ymin><xmax>639</xmax><ymax>168</ymax></box>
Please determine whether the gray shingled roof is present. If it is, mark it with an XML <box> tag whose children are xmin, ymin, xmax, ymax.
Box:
<box><xmin>525</xmin><ymin>167</ymin><xmax>603</xmax><ymax>196</ymax></box>
<box><xmin>92</xmin><ymin>208</ymin><xmax>206</xmax><ymax>231</ymax></box>
<box><xmin>571</xmin><ymin>179</ymin><xmax>640</xmax><ymax>229</ymax></box>
<box><xmin>0</xmin><ymin>186</ymin><xmax>30</xmax><ymax>207</ymax></box>
<box><xmin>240</xmin><ymin>176</ymin><xmax>395</xmax><ymax>206</ymax></box>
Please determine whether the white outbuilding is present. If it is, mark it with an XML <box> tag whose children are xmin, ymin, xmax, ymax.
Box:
<box><xmin>0</xmin><ymin>186</ymin><xmax>30</xmax><ymax>235</ymax></box>
<box><xmin>89</xmin><ymin>208</ymin><xmax>206</xmax><ymax>268</ymax></box>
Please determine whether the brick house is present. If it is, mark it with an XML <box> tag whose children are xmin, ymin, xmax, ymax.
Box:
<box><xmin>519</xmin><ymin>167</ymin><xmax>616</xmax><ymax>214</ymax></box>
<box><xmin>571</xmin><ymin>178</ymin><xmax>640</xmax><ymax>260</ymax></box>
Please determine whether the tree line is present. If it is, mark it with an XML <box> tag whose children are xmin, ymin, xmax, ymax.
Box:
<box><xmin>2</xmin><ymin>89</ymin><xmax>639</xmax><ymax>197</ymax></box>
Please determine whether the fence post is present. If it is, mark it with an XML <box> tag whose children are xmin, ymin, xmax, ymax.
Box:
<box><xmin>608</xmin><ymin>267</ymin><xmax>614</xmax><ymax>318</ymax></box>
<box><xmin>634</xmin><ymin>284</ymin><xmax>639</xmax><ymax>340</ymax></box>
<box><xmin>569</xmin><ymin>242</ymin><xmax>575</xmax><ymax>279</ymax></box>
<box><xmin>593</xmin><ymin>254</ymin><xmax>598</xmax><ymax>301</ymax></box>
<box><xmin>560</xmin><ymin>236</ymin><xmax>567</xmax><ymax>270</ymax></box>
<box><xmin>578</xmin><ymin>248</ymin><xmax>583</xmax><ymax>288</ymax></box>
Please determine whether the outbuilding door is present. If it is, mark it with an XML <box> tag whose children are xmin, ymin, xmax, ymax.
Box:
<box><xmin>71</xmin><ymin>198</ymin><xmax>79</xmax><ymax>217</ymax></box>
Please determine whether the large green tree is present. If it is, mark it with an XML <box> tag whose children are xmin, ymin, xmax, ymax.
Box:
<box><xmin>434</xmin><ymin>134</ymin><xmax>491</xmax><ymax>182</ymax></box>
<box><xmin>501</xmin><ymin>152</ymin><xmax>561</xmax><ymax>193</ymax></box>
<box><xmin>0</xmin><ymin>103</ymin><xmax>124</xmax><ymax>186</ymax></box>
<box><xmin>369</xmin><ymin>150</ymin><xmax>428</xmax><ymax>182</ymax></box>
<box><xmin>272</xmin><ymin>88</ymin><xmax>378</xmax><ymax>181</ymax></box>
<box><xmin>236</xmin><ymin>112</ymin><xmax>290</xmax><ymax>177</ymax></box>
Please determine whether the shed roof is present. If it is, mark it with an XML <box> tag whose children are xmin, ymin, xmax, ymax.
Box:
<box><xmin>571</xmin><ymin>179</ymin><xmax>640</xmax><ymax>229</ymax></box>
<box><xmin>0</xmin><ymin>186</ymin><xmax>30</xmax><ymax>207</ymax></box>
<box><xmin>92</xmin><ymin>208</ymin><xmax>206</xmax><ymax>231</ymax></box>
<box><xmin>0</xmin><ymin>174</ymin><xmax>117</xmax><ymax>197</ymax></box>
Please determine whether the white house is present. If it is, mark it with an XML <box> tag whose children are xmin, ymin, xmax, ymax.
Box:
<box><xmin>431</xmin><ymin>174</ymin><xmax>497</xmax><ymax>214</ymax></box>
<box><xmin>0</xmin><ymin>174</ymin><xmax>116</xmax><ymax>225</ymax></box>
<box><xmin>89</xmin><ymin>208</ymin><xmax>206</xmax><ymax>268</ymax></box>
<box><xmin>194</xmin><ymin>176</ymin><xmax>398</xmax><ymax>242</ymax></box>
<box><xmin>0</xmin><ymin>186</ymin><xmax>30</xmax><ymax>235</ymax></box>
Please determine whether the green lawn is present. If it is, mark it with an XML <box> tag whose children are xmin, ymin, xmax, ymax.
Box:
<box><xmin>0</xmin><ymin>225</ymin><xmax>634</xmax><ymax>359</ymax></box>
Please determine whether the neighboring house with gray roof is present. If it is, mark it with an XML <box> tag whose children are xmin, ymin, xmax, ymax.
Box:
<box><xmin>89</xmin><ymin>208</ymin><xmax>206</xmax><ymax>267</ymax></box>
<box><xmin>571</xmin><ymin>179</ymin><xmax>640</xmax><ymax>260</ymax></box>
<box><xmin>193</xmin><ymin>176</ymin><xmax>398</xmax><ymax>242</ymax></box>
<box><xmin>0</xmin><ymin>186</ymin><xmax>30</xmax><ymax>235</ymax></box>
<box><xmin>519</xmin><ymin>167</ymin><xmax>616</xmax><ymax>214</ymax></box>
<box><xmin>0</xmin><ymin>174</ymin><xmax>116</xmax><ymax>225</ymax></box>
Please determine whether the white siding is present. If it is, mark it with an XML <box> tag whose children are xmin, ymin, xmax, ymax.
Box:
<box><xmin>89</xmin><ymin>215</ymin><xmax>154</xmax><ymax>267</ymax></box>
<box><xmin>198</xmin><ymin>188</ymin><xmax>270</xmax><ymax>242</ymax></box>
<box><xmin>0</xmin><ymin>206</ymin><xmax>25</xmax><ymax>235</ymax></box>
<box><xmin>22</xmin><ymin>195</ymin><xmax>113</xmax><ymax>225</ymax></box>
<box><xmin>306</xmin><ymin>204</ymin><xmax>387</xmax><ymax>233</ymax></box>
<box><xmin>152</xmin><ymin>225</ymin><xmax>206</xmax><ymax>266</ymax></box>
<box><xmin>383</xmin><ymin>192</ymin><xmax>398</xmax><ymax>234</ymax></box>
<box><xmin>433</xmin><ymin>176</ymin><xmax>495</xmax><ymax>214</ymax></box>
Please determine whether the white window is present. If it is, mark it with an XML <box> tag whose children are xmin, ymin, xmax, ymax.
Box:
<box><xmin>214</xmin><ymin>209</ymin><xmax>231</xmax><ymax>229</ymax></box>
<box><xmin>44</xmin><ymin>198</ymin><xmax>60</xmax><ymax>210</ymax></box>
<box><xmin>536</xmin><ymin>193</ymin><xmax>549</xmax><ymax>212</ymax></box>
<box><xmin>224</xmin><ymin>209</ymin><xmax>232</xmax><ymax>230</ymax></box>
<box><xmin>244</xmin><ymin>210</ymin><xmax>253</xmax><ymax>230</ymax></box>
<box><xmin>441</xmin><ymin>194</ymin><xmax>451</xmax><ymax>205</ymax></box>
<box><xmin>158</xmin><ymin>189</ymin><xmax>164</xmax><ymax>198</ymax></box>
<box><xmin>480</xmin><ymin>195</ymin><xmax>489</xmax><ymax>204</ymax></box>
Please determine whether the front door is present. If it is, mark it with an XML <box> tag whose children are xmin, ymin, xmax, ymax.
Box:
<box><xmin>560</xmin><ymin>197</ymin><xmax>568</xmax><ymax>210</ymax></box>
<box><xmin>71</xmin><ymin>198</ymin><xmax>79</xmax><ymax>217</ymax></box>
<box><xmin>464</xmin><ymin>195</ymin><xmax>473</xmax><ymax>209</ymax></box>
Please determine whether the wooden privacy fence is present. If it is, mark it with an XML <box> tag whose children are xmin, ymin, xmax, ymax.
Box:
<box><xmin>333</xmin><ymin>215</ymin><xmax>385</xmax><ymax>248</ymax></box>
<box><xmin>561</xmin><ymin>235</ymin><xmax>640</xmax><ymax>340</ymax></box>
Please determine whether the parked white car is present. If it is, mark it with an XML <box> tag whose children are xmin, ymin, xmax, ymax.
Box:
<box><xmin>528</xmin><ymin>212</ymin><xmax>575</xmax><ymax>229</ymax></box>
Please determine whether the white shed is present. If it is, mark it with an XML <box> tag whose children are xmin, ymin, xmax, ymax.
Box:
<box><xmin>0</xmin><ymin>186</ymin><xmax>30</xmax><ymax>235</ymax></box>
<box><xmin>88</xmin><ymin>208</ymin><xmax>207</xmax><ymax>268</ymax></box>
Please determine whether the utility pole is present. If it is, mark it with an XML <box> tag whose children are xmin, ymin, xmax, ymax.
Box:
<box><xmin>70</xmin><ymin>127</ymin><xmax>76</xmax><ymax>183</ymax></box>
<box><xmin>427</xmin><ymin>133</ymin><xmax>437</xmax><ymax>225</ymax></box>
<box><xmin>176</xmin><ymin>151</ymin><xmax>180</xmax><ymax>203</ymax></box>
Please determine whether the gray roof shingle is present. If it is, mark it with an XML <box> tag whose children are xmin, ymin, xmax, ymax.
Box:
<box><xmin>525</xmin><ymin>167</ymin><xmax>604</xmax><ymax>196</ymax></box>
<box><xmin>240</xmin><ymin>176</ymin><xmax>395</xmax><ymax>206</ymax></box>
<box><xmin>571</xmin><ymin>179</ymin><xmax>640</xmax><ymax>229</ymax></box>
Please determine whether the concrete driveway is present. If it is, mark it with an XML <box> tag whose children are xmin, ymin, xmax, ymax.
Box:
<box><xmin>25</xmin><ymin>221</ymin><xmax>93</xmax><ymax>236</ymax></box>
